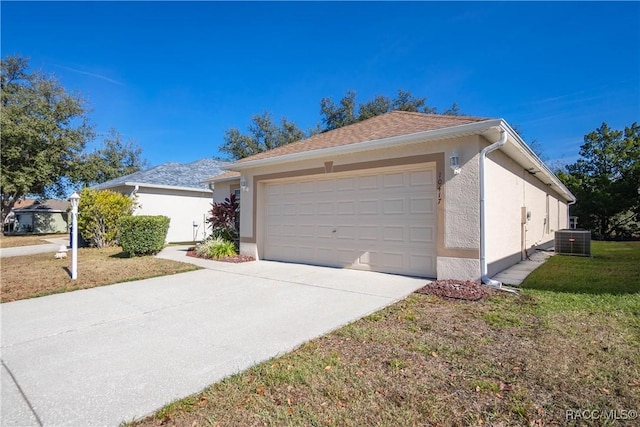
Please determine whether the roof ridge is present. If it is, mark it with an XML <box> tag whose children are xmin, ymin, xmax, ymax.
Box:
<box><xmin>387</xmin><ymin>110</ymin><xmax>489</xmax><ymax>121</ymax></box>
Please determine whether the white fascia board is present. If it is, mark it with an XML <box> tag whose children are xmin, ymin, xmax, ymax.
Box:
<box><xmin>103</xmin><ymin>182</ymin><xmax>212</xmax><ymax>194</ymax></box>
<box><xmin>200</xmin><ymin>175</ymin><xmax>240</xmax><ymax>184</ymax></box>
<box><xmin>227</xmin><ymin>119</ymin><xmax>504</xmax><ymax>170</ymax></box>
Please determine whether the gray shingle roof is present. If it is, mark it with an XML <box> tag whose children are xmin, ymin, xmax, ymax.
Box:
<box><xmin>13</xmin><ymin>199</ymin><xmax>70</xmax><ymax>212</ymax></box>
<box><xmin>93</xmin><ymin>158</ymin><xmax>225</xmax><ymax>190</ymax></box>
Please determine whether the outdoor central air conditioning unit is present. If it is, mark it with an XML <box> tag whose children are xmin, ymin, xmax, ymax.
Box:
<box><xmin>554</xmin><ymin>229</ymin><xmax>591</xmax><ymax>256</ymax></box>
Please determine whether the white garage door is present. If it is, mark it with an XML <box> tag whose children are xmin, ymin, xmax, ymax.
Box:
<box><xmin>263</xmin><ymin>165</ymin><xmax>437</xmax><ymax>277</ymax></box>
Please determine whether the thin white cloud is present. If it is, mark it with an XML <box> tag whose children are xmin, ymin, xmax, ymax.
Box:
<box><xmin>56</xmin><ymin>64</ymin><xmax>125</xmax><ymax>86</ymax></box>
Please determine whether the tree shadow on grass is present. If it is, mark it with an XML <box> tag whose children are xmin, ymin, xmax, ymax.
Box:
<box><xmin>109</xmin><ymin>251</ymin><xmax>132</xmax><ymax>259</ymax></box>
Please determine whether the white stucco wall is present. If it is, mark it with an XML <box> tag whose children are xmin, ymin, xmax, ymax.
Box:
<box><xmin>134</xmin><ymin>187</ymin><xmax>212</xmax><ymax>243</ymax></box>
<box><xmin>444</xmin><ymin>139</ymin><xmax>482</xmax><ymax>249</ymax></box>
<box><xmin>212</xmin><ymin>181</ymin><xmax>239</xmax><ymax>204</ymax></box>
<box><xmin>484</xmin><ymin>149</ymin><xmax>569</xmax><ymax>275</ymax></box>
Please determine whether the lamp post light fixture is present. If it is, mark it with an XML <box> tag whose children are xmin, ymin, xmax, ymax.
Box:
<box><xmin>450</xmin><ymin>152</ymin><xmax>461</xmax><ymax>175</ymax></box>
<box><xmin>69</xmin><ymin>192</ymin><xmax>80</xmax><ymax>280</ymax></box>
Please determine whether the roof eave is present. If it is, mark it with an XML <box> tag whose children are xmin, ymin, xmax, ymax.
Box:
<box><xmin>96</xmin><ymin>182</ymin><xmax>212</xmax><ymax>194</ymax></box>
<box><xmin>201</xmin><ymin>174</ymin><xmax>240</xmax><ymax>184</ymax></box>
<box><xmin>228</xmin><ymin>119</ymin><xmax>503</xmax><ymax>170</ymax></box>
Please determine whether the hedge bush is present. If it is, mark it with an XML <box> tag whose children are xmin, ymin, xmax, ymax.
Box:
<box><xmin>118</xmin><ymin>215</ymin><xmax>170</xmax><ymax>256</ymax></box>
<box><xmin>78</xmin><ymin>188</ymin><xmax>135</xmax><ymax>248</ymax></box>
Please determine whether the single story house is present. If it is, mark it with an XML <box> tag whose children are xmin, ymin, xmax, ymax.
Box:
<box><xmin>204</xmin><ymin>111</ymin><xmax>576</xmax><ymax>284</ymax></box>
<box><xmin>4</xmin><ymin>199</ymin><xmax>70</xmax><ymax>234</ymax></box>
<box><xmin>93</xmin><ymin>158</ymin><xmax>225</xmax><ymax>243</ymax></box>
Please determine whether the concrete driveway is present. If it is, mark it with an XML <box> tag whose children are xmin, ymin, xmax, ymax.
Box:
<box><xmin>0</xmin><ymin>237</ymin><xmax>69</xmax><ymax>258</ymax></box>
<box><xmin>1</xmin><ymin>249</ymin><xmax>426</xmax><ymax>426</ymax></box>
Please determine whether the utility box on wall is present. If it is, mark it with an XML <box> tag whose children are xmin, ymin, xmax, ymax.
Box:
<box><xmin>555</xmin><ymin>229</ymin><xmax>591</xmax><ymax>256</ymax></box>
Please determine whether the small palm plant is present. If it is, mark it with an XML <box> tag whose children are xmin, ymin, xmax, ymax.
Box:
<box><xmin>195</xmin><ymin>237</ymin><xmax>237</xmax><ymax>259</ymax></box>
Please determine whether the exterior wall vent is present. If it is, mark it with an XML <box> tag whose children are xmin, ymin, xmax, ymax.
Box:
<box><xmin>554</xmin><ymin>229</ymin><xmax>591</xmax><ymax>256</ymax></box>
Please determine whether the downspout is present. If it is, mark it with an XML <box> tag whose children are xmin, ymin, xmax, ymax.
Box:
<box><xmin>130</xmin><ymin>185</ymin><xmax>139</xmax><ymax>198</ymax></box>
<box><xmin>480</xmin><ymin>128</ymin><xmax>507</xmax><ymax>287</ymax></box>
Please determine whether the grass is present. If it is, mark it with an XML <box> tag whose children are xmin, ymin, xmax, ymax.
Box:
<box><xmin>1</xmin><ymin>246</ymin><xmax>200</xmax><ymax>302</ymax></box>
<box><xmin>128</xmin><ymin>241</ymin><xmax>640</xmax><ymax>427</ymax></box>
<box><xmin>0</xmin><ymin>232</ymin><xmax>64</xmax><ymax>248</ymax></box>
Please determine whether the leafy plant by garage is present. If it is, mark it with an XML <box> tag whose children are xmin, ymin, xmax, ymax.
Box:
<box><xmin>207</xmin><ymin>194</ymin><xmax>239</xmax><ymax>242</ymax></box>
<box><xmin>118</xmin><ymin>215</ymin><xmax>170</xmax><ymax>256</ymax></box>
<box><xmin>195</xmin><ymin>237</ymin><xmax>236</xmax><ymax>259</ymax></box>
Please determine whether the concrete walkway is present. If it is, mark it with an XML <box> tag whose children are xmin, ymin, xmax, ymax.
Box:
<box><xmin>491</xmin><ymin>249</ymin><xmax>555</xmax><ymax>286</ymax></box>
<box><xmin>1</xmin><ymin>247</ymin><xmax>427</xmax><ymax>426</ymax></box>
<box><xmin>0</xmin><ymin>237</ymin><xmax>69</xmax><ymax>258</ymax></box>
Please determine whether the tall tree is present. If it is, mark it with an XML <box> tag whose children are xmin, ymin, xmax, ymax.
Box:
<box><xmin>558</xmin><ymin>122</ymin><xmax>640</xmax><ymax>239</ymax></box>
<box><xmin>1</xmin><ymin>55</ymin><xmax>94</xmax><ymax>219</ymax></box>
<box><xmin>221</xmin><ymin>89</ymin><xmax>461</xmax><ymax>160</ymax></box>
<box><xmin>221</xmin><ymin>112</ymin><xmax>305</xmax><ymax>161</ymax></box>
<box><xmin>319</xmin><ymin>90</ymin><xmax>358</xmax><ymax>131</ymax></box>
<box><xmin>72</xmin><ymin>128</ymin><xmax>147</xmax><ymax>186</ymax></box>
<box><xmin>320</xmin><ymin>89</ymin><xmax>459</xmax><ymax>131</ymax></box>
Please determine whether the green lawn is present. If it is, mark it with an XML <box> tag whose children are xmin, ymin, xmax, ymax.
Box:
<box><xmin>131</xmin><ymin>241</ymin><xmax>640</xmax><ymax>427</ymax></box>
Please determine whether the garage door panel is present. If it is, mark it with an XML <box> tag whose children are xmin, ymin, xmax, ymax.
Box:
<box><xmin>358</xmin><ymin>200</ymin><xmax>378</xmax><ymax>215</ymax></box>
<box><xmin>383</xmin><ymin>172</ymin><xmax>405</xmax><ymax>188</ymax></box>
<box><xmin>409</xmin><ymin>226</ymin><xmax>434</xmax><ymax>243</ymax></box>
<box><xmin>383</xmin><ymin>199</ymin><xmax>404</xmax><ymax>214</ymax></box>
<box><xmin>381</xmin><ymin>252</ymin><xmax>404</xmax><ymax>269</ymax></box>
<box><xmin>358</xmin><ymin>226</ymin><xmax>378</xmax><ymax>240</ymax></box>
<box><xmin>410</xmin><ymin>169</ymin><xmax>435</xmax><ymax>186</ymax></box>
<box><xmin>297</xmin><ymin>203</ymin><xmax>314</xmax><ymax>215</ymax></box>
<box><xmin>337</xmin><ymin>177</ymin><xmax>355</xmax><ymax>191</ymax></box>
<box><xmin>263</xmin><ymin>166</ymin><xmax>437</xmax><ymax>277</ymax></box>
<box><xmin>317</xmin><ymin>225</ymin><xmax>335</xmax><ymax>238</ymax></box>
<box><xmin>337</xmin><ymin>226</ymin><xmax>356</xmax><ymax>240</ymax></box>
<box><xmin>338</xmin><ymin>202</ymin><xmax>356</xmax><ymax>215</ymax></box>
<box><xmin>317</xmin><ymin>180</ymin><xmax>335</xmax><ymax>192</ymax></box>
<box><xmin>316</xmin><ymin>202</ymin><xmax>334</xmax><ymax>215</ymax></box>
<box><xmin>383</xmin><ymin>226</ymin><xmax>404</xmax><ymax>242</ymax></box>
<box><xmin>410</xmin><ymin>197</ymin><xmax>434</xmax><ymax>214</ymax></box>
<box><xmin>298</xmin><ymin>224</ymin><xmax>315</xmax><ymax>238</ymax></box>
<box><xmin>358</xmin><ymin>175</ymin><xmax>379</xmax><ymax>190</ymax></box>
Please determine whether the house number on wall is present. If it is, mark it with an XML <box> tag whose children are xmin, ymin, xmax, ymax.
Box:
<box><xmin>437</xmin><ymin>172</ymin><xmax>443</xmax><ymax>204</ymax></box>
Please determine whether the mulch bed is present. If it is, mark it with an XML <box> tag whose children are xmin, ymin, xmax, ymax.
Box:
<box><xmin>415</xmin><ymin>279</ymin><xmax>494</xmax><ymax>301</ymax></box>
<box><xmin>186</xmin><ymin>248</ymin><xmax>255</xmax><ymax>263</ymax></box>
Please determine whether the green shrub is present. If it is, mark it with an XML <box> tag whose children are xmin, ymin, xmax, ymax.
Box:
<box><xmin>78</xmin><ymin>188</ymin><xmax>135</xmax><ymax>248</ymax></box>
<box><xmin>195</xmin><ymin>237</ymin><xmax>236</xmax><ymax>259</ymax></box>
<box><xmin>118</xmin><ymin>215</ymin><xmax>170</xmax><ymax>256</ymax></box>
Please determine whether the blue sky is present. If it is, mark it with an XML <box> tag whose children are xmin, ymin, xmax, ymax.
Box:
<box><xmin>2</xmin><ymin>1</ymin><xmax>639</xmax><ymax>168</ymax></box>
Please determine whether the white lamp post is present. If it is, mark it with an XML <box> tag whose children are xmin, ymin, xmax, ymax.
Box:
<box><xmin>69</xmin><ymin>192</ymin><xmax>80</xmax><ymax>280</ymax></box>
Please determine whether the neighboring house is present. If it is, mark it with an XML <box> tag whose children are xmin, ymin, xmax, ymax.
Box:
<box><xmin>204</xmin><ymin>111</ymin><xmax>576</xmax><ymax>283</ymax></box>
<box><xmin>93</xmin><ymin>158</ymin><xmax>225</xmax><ymax>243</ymax></box>
<box><xmin>5</xmin><ymin>199</ymin><xmax>70</xmax><ymax>234</ymax></box>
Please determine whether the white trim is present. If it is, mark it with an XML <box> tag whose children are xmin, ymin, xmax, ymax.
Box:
<box><xmin>96</xmin><ymin>182</ymin><xmax>212</xmax><ymax>194</ymax></box>
<box><xmin>201</xmin><ymin>175</ymin><xmax>240</xmax><ymax>184</ymax></box>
